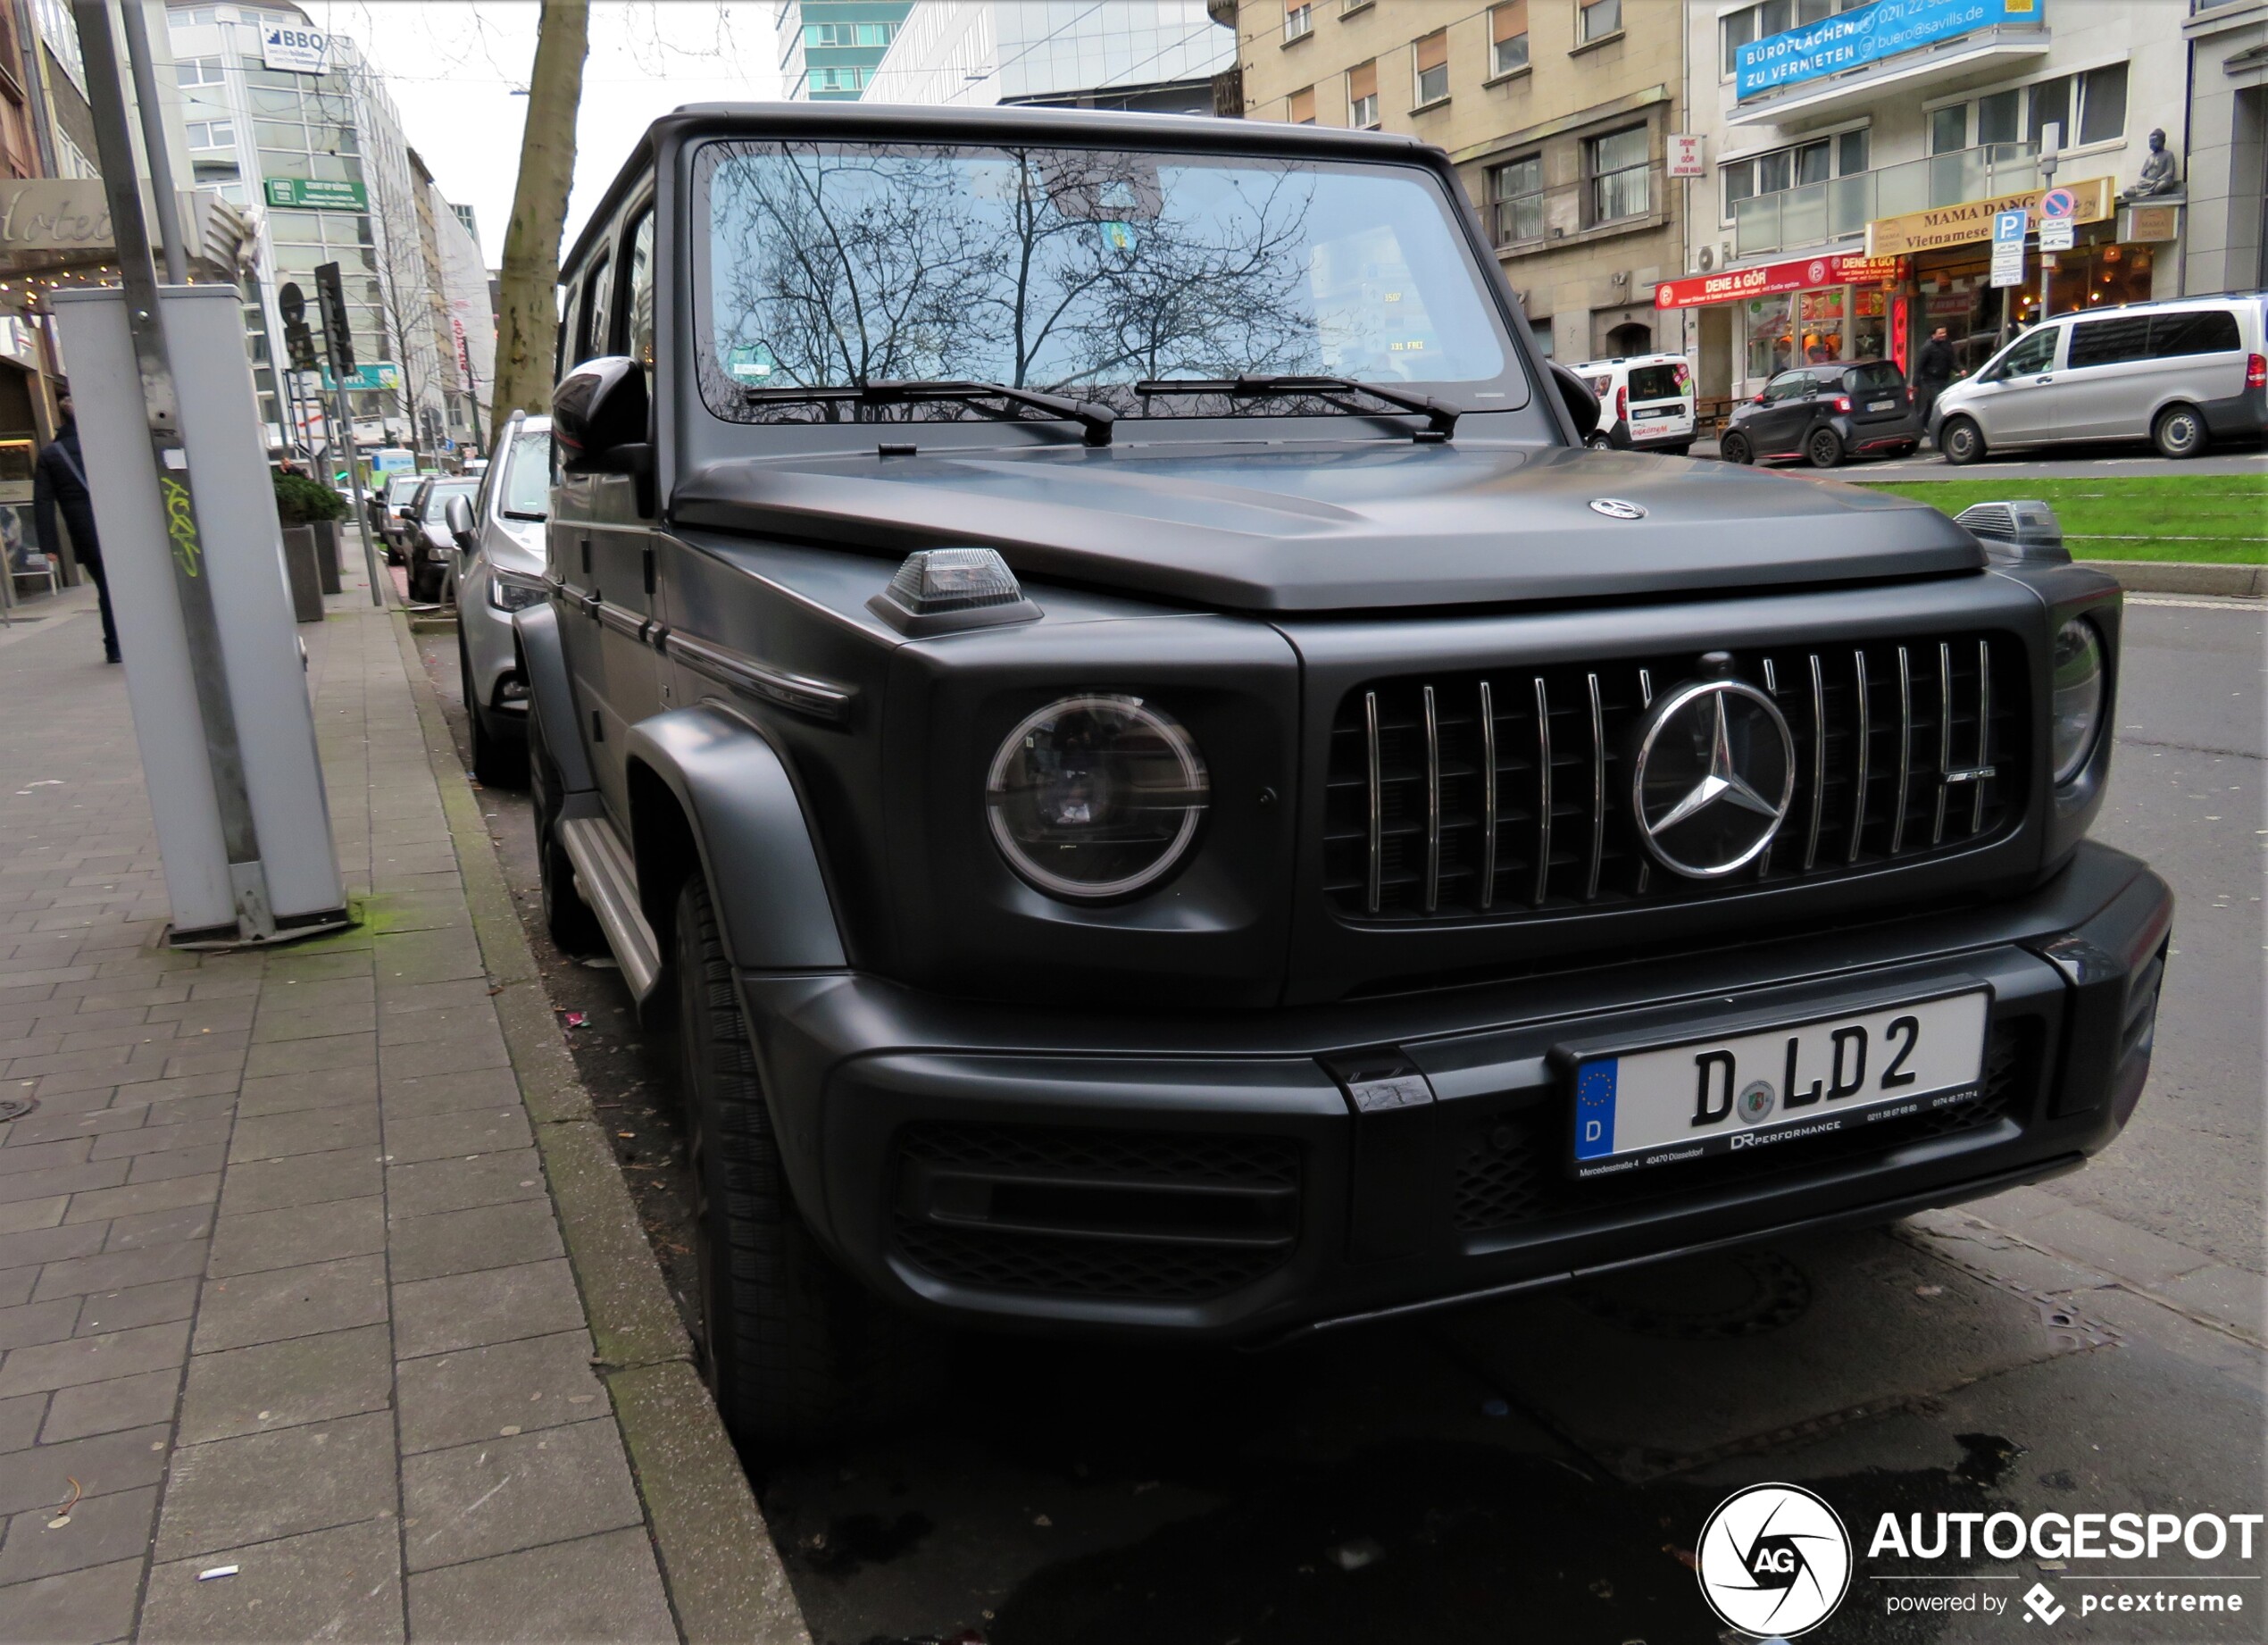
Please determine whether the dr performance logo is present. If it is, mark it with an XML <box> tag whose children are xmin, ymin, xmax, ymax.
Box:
<box><xmin>1697</xmin><ymin>1482</ymin><xmax>1854</xmax><ymax>1638</ymax></box>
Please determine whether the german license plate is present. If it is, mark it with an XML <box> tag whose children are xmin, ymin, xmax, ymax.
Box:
<box><xmin>1567</xmin><ymin>990</ymin><xmax>1989</xmax><ymax>1179</ymax></box>
<box><xmin>1869</xmin><ymin>398</ymin><xmax>1897</xmax><ymax>411</ymax></box>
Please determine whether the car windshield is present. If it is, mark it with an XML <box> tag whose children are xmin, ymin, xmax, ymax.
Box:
<box><xmin>695</xmin><ymin>140</ymin><xmax>1524</xmax><ymax>423</ymax></box>
<box><xmin>501</xmin><ymin>427</ymin><xmax>551</xmax><ymax>521</ymax></box>
<box><xmin>422</xmin><ymin>482</ymin><xmax>476</xmax><ymax>522</ymax></box>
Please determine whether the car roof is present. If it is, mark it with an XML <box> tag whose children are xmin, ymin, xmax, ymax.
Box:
<box><xmin>565</xmin><ymin>100</ymin><xmax>1436</xmax><ymax>271</ymax></box>
<box><xmin>1570</xmin><ymin>353</ymin><xmax>1686</xmax><ymax>371</ymax></box>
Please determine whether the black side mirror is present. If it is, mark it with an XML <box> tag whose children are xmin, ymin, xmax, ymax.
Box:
<box><xmin>445</xmin><ymin>493</ymin><xmax>478</xmax><ymax>553</ymax></box>
<box><xmin>1549</xmin><ymin>362</ymin><xmax>1601</xmax><ymax>441</ymax></box>
<box><xmin>553</xmin><ymin>355</ymin><xmax>649</xmax><ymax>476</ymax></box>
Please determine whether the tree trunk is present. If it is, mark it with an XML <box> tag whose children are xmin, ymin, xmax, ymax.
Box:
<box><xmin>492</xmin><ymin>0</ymin><xmax>590</xmax><ymax>417</ymax></box>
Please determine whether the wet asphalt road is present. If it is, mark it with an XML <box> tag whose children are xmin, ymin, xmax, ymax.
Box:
<box><xmin>412</xmin><ymin>595</ymin><xmax>2264</xmax><ymax>1645</ymax></box>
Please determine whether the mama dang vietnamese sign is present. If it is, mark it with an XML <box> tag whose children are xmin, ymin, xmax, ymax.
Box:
<box><xmin>1738</xmin><ymin>0</ymin><xmax>2041</xmax><ymax>102</ymax></box>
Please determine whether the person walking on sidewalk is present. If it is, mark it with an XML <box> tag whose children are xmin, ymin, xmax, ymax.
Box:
<box><xmin>32</xmin><ymin>390</ymin><xmax>120</xmax><ymax>664</ymax></box>
<box><xmin>1914</xmin><ymin>327</ymin><xmax>1955</xmax><ymax>444</ymax></box>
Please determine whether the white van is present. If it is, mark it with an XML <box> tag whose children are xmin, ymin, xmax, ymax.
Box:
<box><xmin>1931</xmin><ymin>295</ymin><xmax>2267</xmax><ymax>463</ymax></box>
<box><xmin>1570</xmin><ymin>353</ymin><xmax>1697</xmax><ymax>454</ymax></box>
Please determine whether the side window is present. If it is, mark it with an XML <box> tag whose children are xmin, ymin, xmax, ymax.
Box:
<box><xmin>622</xmin><ymin>208</ymin><xmax>655</xmax><ymax>370</ymax></box>
<box><xmin>572</xmin><ymin>253</ymin><xmax>611</xmax><ymax>366</ymax></box>
<box><xmin>1764</xmin><ymin>372</ymin><xmax>1805</xmax><ymax>402</ymax></box>
<box><xmin>2148</xmin><ymin>310</ymin><xmax>2242</xmax><ymax>359</ymax></box>
<box><xmin>2067</xmin><ymin>315</ymin><xmax>2150</xmax><ymax>371</ymax></box>
<box><xmin>1989</xmin><ymin>327</ymin><xmax>2058</xmax><ymax>380</ymax></box>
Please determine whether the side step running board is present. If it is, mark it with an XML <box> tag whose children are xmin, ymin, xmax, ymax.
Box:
<box><xmin>555</xmin><ymin>815</ymin><xmax>662</xmax><ymax>1002</ymax></box>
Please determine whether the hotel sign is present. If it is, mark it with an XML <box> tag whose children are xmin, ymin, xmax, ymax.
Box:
<box><xmin>1655</xmin><ymin>253</ymin><xmax>1905</xmax><ymax>311</ymax></box>
<box><xmin>1738</xmin><ymin>0</ymin><xmax>2040</xmax><ymax>102</ymax></box>
<box><xmin>0</xmin><ymin>180</ymin><xmax>112</xmax><ymax>253</ymax></box>
<box><xmin>1866</xmin><ymin>175</ymin><xmax>2114</xmax><ymax>257</ymax></box>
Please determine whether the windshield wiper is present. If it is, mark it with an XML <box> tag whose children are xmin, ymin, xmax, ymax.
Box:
<box><xmin>1135</xmin><ymin>374</ymin><xmax>1461</xmax><ymax>440</ymax></box>
<box><xmin>738</xmin><ymin>380</ymin><xmax>1115</xmax><ymax>447</ymax></box>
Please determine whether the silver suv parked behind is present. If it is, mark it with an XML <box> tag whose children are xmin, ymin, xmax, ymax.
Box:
<box><xmin>1931</xmin><ymin>295</ymin><xmax>2266</xmax><ymax>463</ymax></box>
<box><xmin>445</xmin><ymin>413</ymin><xmax>551</xmax><ymax>784</ymax></box>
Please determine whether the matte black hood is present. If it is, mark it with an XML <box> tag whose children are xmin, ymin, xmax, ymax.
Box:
<box><xmin>671</xmin><ymin>442</ymin><xmax>1984</xmax><ymax>614</ymax></box>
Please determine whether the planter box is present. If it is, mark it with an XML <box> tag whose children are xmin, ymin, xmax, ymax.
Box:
<box><xmin>279</xmin><ymin>524</ymin><xmax>326</xmax><ymax>622</ymax></box>
<box><xmin>309</xmin><ymin>518</ymin><xmax>343</xmax><ymax>596</ymax></box>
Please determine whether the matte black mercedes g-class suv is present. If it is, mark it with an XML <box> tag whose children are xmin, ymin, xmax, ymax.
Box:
<box><xmin>525</xmin><ymin>104</ymin><xmax>2170</xmax><ymax>1447</ymax></box>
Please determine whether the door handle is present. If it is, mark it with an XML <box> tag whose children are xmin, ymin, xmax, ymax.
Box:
<box><xmin>2033</xmin><ymin>375</ymin><xmax>2053</xmax><ymax>384</ymax></box>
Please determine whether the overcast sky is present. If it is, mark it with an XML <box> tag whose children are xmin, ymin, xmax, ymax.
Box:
<box><xmin>303</xmin><ymin>3</ymin><xmax>783</xmax><ymax>266</ymax></box>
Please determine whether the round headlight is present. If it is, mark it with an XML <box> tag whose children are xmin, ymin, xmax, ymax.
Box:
<box><xmin>2050</xmin><ymin>618</ymin><xmax>2105</xmax><ymax>786</ymax></box>
<box><xmin>986</xmin><ymin>695</ymin><xmax>1208</xmax><ymax>900</ymax></box>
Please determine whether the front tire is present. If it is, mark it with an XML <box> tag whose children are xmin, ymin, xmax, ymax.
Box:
<box><xmin>1584</xmin><ymin>431</ymin><xmax>1614</xmax><ymax>450</ymax></box>
<box><xmin>1939</xmin><ymin>416</ymin><xmax>1985</xmax><ymax>466</ymax></box>
<box><xmin>2152</xmin><ymin>404</ymin><xmax>2206</xmax><ymax>459</ymax></box>
<box><xmin>526</xmin><ymin>702</ymin><xmax>603</xmax><ymax>953</ymax></box>
<box><xmin>674</xmin><ymin>873</ymin><xmax>939</xmax><ymax>1450</ymax></box>
<box><xmin>1718</xmin><ymin>430</ymin><xmax>1753</xmax><ymax>465</ymax></box>
<box><xmin>1806</xmin><ymin>427</ymin><xmax>1844</xmax><ymax>469</ymax></box>
<box><xmin>463</xmin><ymin>637</ymin><xmax>528</xmax><ymax>789</ymax></box>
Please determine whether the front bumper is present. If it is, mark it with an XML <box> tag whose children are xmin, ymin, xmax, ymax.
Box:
<box><xmin>746</xmin><ymin>841</ymin><xmax>2170</xmax><ymax>1340</ymax></box>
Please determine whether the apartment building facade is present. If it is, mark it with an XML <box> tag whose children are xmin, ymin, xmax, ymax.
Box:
<box><xmin>1238</xmin><ymin>0</ymin><xmax>1687</xmax><ymax>363</ymax></box>
<box><xmin>776</xmin><ymin>1</ymin><xmax>914</xmax><ymax>100</ymax></box>
<box><xmin>1675</xmin><ymin>0</ymin><xmax>2194</xmax><ymax>401</ymax></box>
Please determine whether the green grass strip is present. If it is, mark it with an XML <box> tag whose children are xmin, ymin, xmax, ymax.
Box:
<box><xmin>1853</xmin><ymin>475</ymin><xmax>2268</xmax><ymax>564</ymax></box>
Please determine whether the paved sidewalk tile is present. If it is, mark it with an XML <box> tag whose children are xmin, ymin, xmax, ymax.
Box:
<box><xmin>406</xmin><ymin>1527</ymin><xmax>676</xmax><ymax>1642</ymax></box>
<box><xmin>0</xmin><ymin>580</ymin><xmax>688</xmax><ymax>1641</ymax></box>
<box><xmin>154</xmin><ymin>1409</ymin><xmax>396</xmax><ymax>1560</ymax></box>
<box><xmin>400</xmin><ymin>1417</ymin><xmax>644</xmax><ymax>1572</ymax></box>
<box><xmin>141</xmin><ymin>1516</ymin><xmax>405</xmax><ymax>1643</ymax></box>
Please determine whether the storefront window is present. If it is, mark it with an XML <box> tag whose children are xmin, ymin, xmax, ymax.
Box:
<box><xmin>1797</xmin><ymin>287</ymin><xmax>1844</xmax><ymax>363</ymax></box>
<box><xmin>1851</xmin><ymin>287</ymin><xmax>1889</xmax><ymax>362</ymax></box>
<box><xmin>1744</xmin><ymin>293</ymin><xmax>1794</xmax><ymax>380</ymax></box>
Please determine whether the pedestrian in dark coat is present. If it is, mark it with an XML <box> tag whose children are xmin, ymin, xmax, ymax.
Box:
<box><xmin>32</xmin><ymin>392</ymin><xmax>119</xmax><ymax>663</ymax></box>
<box><xmin>1914</xmin><ymin>327</ymin><xmax>1956</xmax><ymax>436</ymax></box>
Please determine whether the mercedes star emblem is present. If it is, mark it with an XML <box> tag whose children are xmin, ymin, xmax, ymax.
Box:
<box><xmin>1588</xmin><ymin>497</ymin><xmax>1647</xmax><ymax>520</ymax></box>
<box><xmin>1630</xmin><ymin>678</ymin><xmax>1797</xmax><ymax>879</ymax></box>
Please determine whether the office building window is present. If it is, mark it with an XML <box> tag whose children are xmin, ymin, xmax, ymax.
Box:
<box><xmin>1347</xmin><ymin>60</ymin><xmax>1378</xmax><ymax>129</ymax></box>
<box><xmin>1490</xmin><ymin>154</ymin><xmax>1544</xmax><ymax>246</ymax></box>
<box><xmin>1413</xmin><ymin>29</ymin><xmax>1447</xmax><ymax>104</ymax></box>
<box><xmin>1976</xmin><ymin>88</ymin><xmax>2020</xmax><ymax>146</ymax></box>
<box><xmin>1490</xmin><ymin>2</ymin><xmax>1529</xmax><ymax>74</ymax></box>
<box><xmin>1929</xmin><ymin>104</ymin><xmax>1967</xmax><ymax>154</ymax></box>
<box><xmin>185</xmin><ymin>118</ymin><xmax>234</xmax><ymax>149</ymax></box>
<box><xmin>1288</xmin><ymin>86</ymin><xmax>1316</xmax><ymax>125</ymax></box>
<box><xmin>1722</xmin><ymin>127</ymin><xmax>1868</xmax><ymax>214</ymax></box>
<box><xmin>1580</xmin><ymin>0</ymin><xmax>1622</xmax><ymax>42</ymax></box>
<box><xmin>2077</xmin><ymin>63</ymin><xmax>2126</xmax><ymax>146</ymax></box>
<box><xmin>1285</xmin><ymin>2</ymin><xmax>1314</xmax><ymax>41</ymax></box>
<box><xmin>175</xmin><ymin>57</ymin><xmax>225</xmax><ymax>86</ymax></box>
<box><xmin>1587</xmin><ymin>125</ymin><xmax>1648</xmax><ymax>223</ymax></box>
<box><xmin>2025</xmin><ymin>76</ymin><xmax>2072</xmax><ymax>147</ymax></box>
<box><xmin>1530</xmin><ymin>317</ymin><xmax>1555</xmax><ymax>358</ymax></box>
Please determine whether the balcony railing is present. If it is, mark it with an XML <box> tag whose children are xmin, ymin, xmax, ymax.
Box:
<box><xmin>1732</xmin><ymin>142</ymin><xmax>2040</xmax><ymax>259</ymax></box>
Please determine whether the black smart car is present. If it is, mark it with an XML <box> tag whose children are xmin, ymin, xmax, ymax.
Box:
<box><xmin>523</xmin><ymin>103</ymin><xmax>2167</xmax><ymax>1449</ymax></box>
<box><xmin>1720</xmin><ymin>360</ymin><xmax>1922</xmax><ymax>468</ymax></box>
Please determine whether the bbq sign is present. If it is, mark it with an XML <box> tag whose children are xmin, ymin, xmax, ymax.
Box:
<box><xmin>262</xmin><ymin>24</ymin><xmax>330</xmax><ymax>74</ymax></box>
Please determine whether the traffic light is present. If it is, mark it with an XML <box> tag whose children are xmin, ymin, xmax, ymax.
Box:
<box><xmin>313</xmin><ymin>261</ymin><xmax>354</xmax><ymax>376</ymax></box>
<box><xmin>277</xmin><ymin>280</ymin><xmax>319</xmax><ymax>372</ymax></box>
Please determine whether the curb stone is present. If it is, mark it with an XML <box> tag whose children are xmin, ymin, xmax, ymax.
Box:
<box><xmin>2075</xmin><ymin>559</ymin><xmax>2264</xmax><ymax>599</ymax></box>
<box><xmin>385</xmin><ymin>602</ymin><xmax>812</xmax><ymax>1645</ymax></box>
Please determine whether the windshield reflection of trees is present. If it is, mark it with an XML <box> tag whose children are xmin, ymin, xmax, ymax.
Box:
<box><xmin>705</xmin><ymin>144</ymin><xmax>1328</xmax><ymax>423</ymax></box>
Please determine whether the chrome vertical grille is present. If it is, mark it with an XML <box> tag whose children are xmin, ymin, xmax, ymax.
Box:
<box><xmin>1322</xmin><ymin>631</ymin><xmax>2025</xmax><ymax>923</ymax></box>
